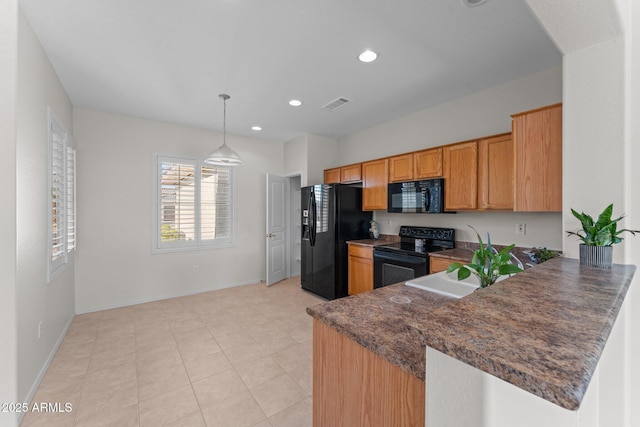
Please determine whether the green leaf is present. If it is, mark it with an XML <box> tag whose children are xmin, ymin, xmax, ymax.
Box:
<box><xmin>595</xmin><ymin>204</ymin><xmax>613</xmax><ymax>229</ymax></box>
<box><xmin>446</xmin><ymin>262</ymin><xmax>464</xmax><ymax>274</ymax></box>
<box><xmin>456</xmin><ymin>267</ymin><xmax>472</xmax><ymax>280</ymax></box>
<box><xmin>499</xmin><ymin>264</ymin><xmax>524</xmax><ymax>275</ymax></box>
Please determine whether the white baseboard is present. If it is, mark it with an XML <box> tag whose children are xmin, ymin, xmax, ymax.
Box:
<box><xmin>18</xmin><ymin>313</ymin><xmax>75</xmax><ymax>425</ymax></box>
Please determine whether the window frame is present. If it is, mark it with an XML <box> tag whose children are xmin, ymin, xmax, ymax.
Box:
<box><xmin>152</xmin><ymin>153</ymin><xmax>234</xmax><ymax>253</ymax></box>
<box><xmin>47</xmin><ymin>107</ymin><xmax>76</xmax><ymax>282</ymax></box>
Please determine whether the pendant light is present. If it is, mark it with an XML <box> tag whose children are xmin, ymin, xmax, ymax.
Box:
<box><xmin>204</xmin><ymin>94</ymin><xmax>242</xmax><ymax>166</ymax></box>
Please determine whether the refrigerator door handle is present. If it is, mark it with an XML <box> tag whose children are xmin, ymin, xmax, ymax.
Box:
<box><xmin>309</xmin><ymin>190</ymin><xmax>317</xmax><ymax>246</ymax></box>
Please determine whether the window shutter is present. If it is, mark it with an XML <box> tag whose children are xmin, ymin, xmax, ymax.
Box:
<box><xmin>66</xmin><ymin>143</ymin><xmax>76</xmax><ymax>253</ymax></box>
<box><xmin>201</xmin><ymin>165</ymin><xmax>232</xmax><ymax>240</ymax></box>
<box><xmin>50</xmin><ymin>121</ymin><xmax>66</xmax><ymax>269</ymax></box>
<box><xmin>159</xmin><ymin>160</ymin><xmax>196</xmax><ymax>243</ymax></box>
<box><xmin>155</xmin><ymin>155</ymin><xmax>233</xmax><ymax>251</ymax></box>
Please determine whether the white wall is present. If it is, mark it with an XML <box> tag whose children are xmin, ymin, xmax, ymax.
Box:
<box><xmin>626</xmin><ymin>0</ymin><xmax>640</xmax><ymax>422</ymax></box>
<box><xmin>284</xmin><ymin>134</ymin><xmax>307</xmax><ymax>185</ymax></box>
<box><xmin>562</xmin><ymin>39</ymin><xmax>626</xmax><ymax>260</ymax></box>
<box><xmin>338</xmin><ymin>67</ymin><xmax>562</xmax><ymax>164</ymax></box>
<box><xmin>0</xmin><ymin>0</ymin><xmax>19</xmax><ymax>425</ymax></box>
<box><xmin>288</xmin><ymin>175</ymin><xmax>301</xmax><ymax>277</ymax></box>
<box><xmin>73</xmin><ymin>108</ymin><xmax>284</xmax><ymax>313</ymax></box>
<box><xmin>337</xmin><ymin>67</ymin><xmax>563</xmax><ymax>248</ymax></box>
<box><xmin>306</xmin><ymin>133</ymin><xmax>338</xmax><ymax>186</ymax></box>
<box><xmin>15</xmin><ymin>10</ymin><xmax>75</xmax><ymax>404</ymax></box>
<box><xmin>284</xmin><ymin>133</ymin><xmax>338</xmax><ymax>187</ymax></box>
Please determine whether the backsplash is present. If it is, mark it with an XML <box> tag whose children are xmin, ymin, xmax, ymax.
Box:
<box><xmin>373</xmin><ymin>210</ymin><xmax>563</xmax><ymax>250</ymax></box>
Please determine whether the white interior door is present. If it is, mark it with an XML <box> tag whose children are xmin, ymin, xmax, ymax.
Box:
<box><xmin>266</xmin><ymin>174</ymin><xmax>287</xmax><ymax>285</ymax></box>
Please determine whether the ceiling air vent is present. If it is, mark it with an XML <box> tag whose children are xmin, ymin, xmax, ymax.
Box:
<box><xmin>322</xmin><ymin>97</ymin><xmax>352</xmax><ymax>111</ymax></box>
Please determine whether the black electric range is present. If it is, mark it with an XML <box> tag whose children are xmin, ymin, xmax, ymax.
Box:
<box><xmin>373</xmin><ymin>226</ymin><xmax>455</xmax><ymax>288</ymax></box>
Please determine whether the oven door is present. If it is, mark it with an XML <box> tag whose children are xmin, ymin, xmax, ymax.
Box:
<box><xmin>373</xmin><ymin>250</ymin><xmax>428</xmax><ymax>288</ymax></box>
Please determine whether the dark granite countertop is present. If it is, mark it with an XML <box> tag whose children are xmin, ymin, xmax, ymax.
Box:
<box><xmin>346</xmin><ymin>234</ymin><xmax>400</xmax><ymax>247</ymax></box>
<box><xmin>430</xmin><ymin>243</ymin><xmax>558</xmax><ymax>269</ymax></box>
<box><xmin>306</xmin><ymin>257</ymin><xmax>636</xmax><ymax>410</ymax></box>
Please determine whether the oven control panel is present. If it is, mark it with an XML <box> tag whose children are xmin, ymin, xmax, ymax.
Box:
<box><xmin>398</xmin><ymin>226</ymin><xmax>455</xmax><ymax>242</ymax></box>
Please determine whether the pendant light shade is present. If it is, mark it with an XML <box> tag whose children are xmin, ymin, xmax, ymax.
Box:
<box><xmin>205</xmin><ymin>94</ymin><xmax>242</xmax><ymax>166</ymax></box>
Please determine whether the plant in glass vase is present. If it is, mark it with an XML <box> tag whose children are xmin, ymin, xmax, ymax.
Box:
<box><xmin>447</xmin><ymin>226</ymin><xmax>523</xmax><ymax>288</ymax></box>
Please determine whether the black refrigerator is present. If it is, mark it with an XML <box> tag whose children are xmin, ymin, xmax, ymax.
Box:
<box><xmin>301</xmin><ymin>184</ymin><xmax>372</xmax><ymax>300</ymax></box>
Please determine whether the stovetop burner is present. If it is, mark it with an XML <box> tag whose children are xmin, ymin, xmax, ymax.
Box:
<box><xmin>375</xmin><ymin>226</ymin><xmax>455</xmax><ymax>257</ymax></box>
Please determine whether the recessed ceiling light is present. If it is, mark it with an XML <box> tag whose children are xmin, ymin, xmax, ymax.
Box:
<box><xmin>463</xmin><ymin>0</ymin><xmax>489</xmax><ymax>7</ymax></box>
<box><xmin>358</xmin><ymin>50</ymin><xmax>378</xmax><ymax>63</ymax></box>
<box><xmin>289</xmin><ymin>99</ymin><xmax>303</xmax><ymax>107</ymax></box>
<box><xmin>251</xmin><ymin>126</ymin><xmax>262</xmax><ymax>131</ymax></box>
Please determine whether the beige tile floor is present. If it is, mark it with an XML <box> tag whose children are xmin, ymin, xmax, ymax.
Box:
<box><xmin>20</xmin><ymin>277</ymin><xmax>325</xmax><ymax>427</ymax></box>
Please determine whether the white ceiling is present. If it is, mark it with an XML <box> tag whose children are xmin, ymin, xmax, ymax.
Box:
<box><xmin>19</xmin><ymin>0</ymin><xmax>561</xmax><ymax>142</ymax></box>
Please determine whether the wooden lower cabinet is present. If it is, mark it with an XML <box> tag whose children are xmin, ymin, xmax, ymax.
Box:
<box><xmin>313</xmin><ymin>319</ymin><xmax>425</xmax><ymax>426</ymax></box>
<box><xmin>348</xmin><ymin>245</ymin><xmax>373</xmax><ymax>295</ymax></box>
<box><xmin>429</xmin><ymin>256</ymin><xmax>454</xmax><ymax>274</ymax></box>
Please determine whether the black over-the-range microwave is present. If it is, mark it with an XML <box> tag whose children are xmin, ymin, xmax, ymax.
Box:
<box><xmin>387</xmin><ymin>178</ymin><xmax>444</xmax><ymax>213</ymax></box>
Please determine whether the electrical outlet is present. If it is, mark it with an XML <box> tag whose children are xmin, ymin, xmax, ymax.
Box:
<box><xmin>516</xmin><ymin>224</ymin><xmax>526</xmax><ymax>235</ymax></box>
<box><xmin>193</xmin><ymin>265</ymin><xmax>199</xmax><ymax>274</ymax></box>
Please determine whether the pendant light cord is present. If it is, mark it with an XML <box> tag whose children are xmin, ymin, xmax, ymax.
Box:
<box><xmin>220</xmin><ymin>93</ymin><xmax>230</xmax><ymax>146</ymax></box>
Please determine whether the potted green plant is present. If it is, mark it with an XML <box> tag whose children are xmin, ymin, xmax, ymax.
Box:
<box><xmin>567</xmin><ymin>204</ymin><xmax>639</xmax><ymax>268</ymax></box>
<box><xmin>531</xmin><ymin>247</ymin><xmax>559</xmax><ymax>264</ymax></box>
<box><xmin>446</xmin><ymin>226</ymin><xmax>523</xmax><ymax>288</ymax></box>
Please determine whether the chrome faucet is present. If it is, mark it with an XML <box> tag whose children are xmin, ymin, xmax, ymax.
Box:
<box><xmin>491</xmin><ymin>247</ymin><xmax>525</xmax><ymax>270</ymax></box>
<box><xmin>510</xmin><ymin>252</ymin><xmax>524</xmax><ymax>270</ymax></box>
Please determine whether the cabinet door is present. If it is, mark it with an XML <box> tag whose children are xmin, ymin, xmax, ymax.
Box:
<box><xmin>348</xmin><ymin>245</ymin><xmax>373</xmax><ymax>295</ymax></box>
<box><xmin>414</xmin><ymin>148</ymin><xmax>443</xmax><ymax>179</ymax></box>
<box><xmin>512</xmin><ymin>104</ymin><xmax>562</xmax><ymax>212</ymax></box>
<box><xmin>478</xmin><ymin>134</ymin><xmax>513</xmax><ymax>210</ymax></box>
<box><xmin>388</xmin><ymin>154</ymin><xmax>414</xmax><ymax>183</ymax></box>
<box><xmin>429</xmin><ymin>256</ymin><xmax>454</xmax><ymax>274</ymax></box>
<box><xmin>362</xmin><ymin>159</ymin><xmax>389</xmax><ymax>211</ymax></box>
<box><xmin>443</xmin><ymin>141</ymin><xmax>478</xmax><ymax>210</ymax></box>
<box><xmin>324</xmin><ymin>168</ymin><xmax>341</xmax><ymax>184</ymax></box>
<box><xmin>341</xmin><ymin>163</ymin><xmax>362</xmax><ymax>183</ymax></box>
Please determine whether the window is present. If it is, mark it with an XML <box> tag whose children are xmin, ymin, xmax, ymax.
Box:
<box><xmin>48</xmin><ymin>108</ymin><xmax>76</xmax><ymax>281</ymax></box>
<box><xmin>153</xmin><ymin>155</ymin><xmax>233</xmax><ymax>252</ymax></box>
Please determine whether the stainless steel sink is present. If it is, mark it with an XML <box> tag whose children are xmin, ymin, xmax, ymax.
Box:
<box><xmin>405</xmin><ymin>271</ymin><xmax>507</xmax><ymax>298</ymax></box>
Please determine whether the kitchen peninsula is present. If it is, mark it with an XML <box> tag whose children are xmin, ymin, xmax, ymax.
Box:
<box><xmin>306</xmin><ymin>257</ymin><xmax>636</xmax><ymax>424</ymax></box>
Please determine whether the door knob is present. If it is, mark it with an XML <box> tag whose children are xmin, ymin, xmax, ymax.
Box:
<box><xmin>266</xmin><ymin>233</ymin><xmax>274</xmax><ymax>238</ymax></box>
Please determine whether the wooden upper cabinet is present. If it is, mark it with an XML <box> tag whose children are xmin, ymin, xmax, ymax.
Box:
<box><xmin>443</xmin><ymin>141</ymin><xmax>478</xmax><ymax>210</ymax></box>
<box><xmin>362</xmin><ymin>159</ymin><xmax>389</xmax><ymax>211</ymax></box>
<box><xmin>414</xmin><ymin>147</ymin><xmax>443</xmax><ymax>179</ymax></box>
<box><xmin>324</xmin><ymin>167</ymin><xmax>341</xmax><ymax>184</ymax></box>
<box><xmin>340</xmin><ymin>163</ymin><xmax>362</xmax><ymax>183</ymax></box>
<box><xmin>388</xmin><ymin>154</ymin><xmax>414</xmax><ymax>183</ymax></box>
<box><xmin>478</xmin><ymin>133</ymin><xmax>514</xmax><ymax>210</ymax></box>
<box><xmin>512</xmin><ymin>103</ymin><xmax>562</xmax><ymax>212</ymax></box>
<box><xmin>324</xmin><ymin>164</ymin><xmax>362</xmax><ymax>184</ymax></box>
